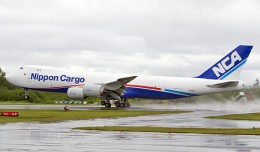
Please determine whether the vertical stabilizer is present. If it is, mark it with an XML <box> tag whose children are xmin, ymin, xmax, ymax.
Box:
<box><xmin>197</xmin><ymin>45</ymin><xmax>253</xmax><ymax>80</ymax></box>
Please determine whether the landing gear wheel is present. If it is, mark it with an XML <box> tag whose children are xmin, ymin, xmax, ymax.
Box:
<box><xmin>125</xmin><ymin>102</ymin><xmax>130</xmax><ymax>107</ymax></box>
<box><xmin>120</xmin><ymin>103</ymin><xmax>125</xmax><ymax>107</ymax></box>
<box><xmin>105</xmin><ymin>103</ymin><xmax>111</xmax><ymax>108</ymax></box>
<box><xmin>101</xmin><ymin>101</ymin><xmax>106</xmax><ymax>106</ymax></box>
<box><xmin>121</xmin><ymin>98</ymin><xmax>130</xmax><ymax>108</ymax></box>
<box><xmin>24</xmin><ymin>95</ymin><xmax>30</xmax><ymax>100</ymax></box>
<box><xmin>24</xmin><ymin>89</ymin><xmax>30</xmax><ymax>100</ymax></box>
<box><xmin>115</xmin><ymin>101</ymin><xmax>121</xmax><ymax>107</ymax></box>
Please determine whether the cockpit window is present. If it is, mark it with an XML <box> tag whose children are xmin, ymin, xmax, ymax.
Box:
<box><xmin>19</xmin><ymin>67</ymin><xmax>23</xmax><ymax>70</ymax></box>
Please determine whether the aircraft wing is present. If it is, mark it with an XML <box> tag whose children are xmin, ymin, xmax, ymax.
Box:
<box><xmin>104</xmin><ymin>76</ymin><xmax>137</xmax><ymax>90</ymax></box>
<box><xmin>206</xmin><ymin>81</ymin><xmax>239</xmax><ymax>88</ymax></box>
<box><xmin>103</xmin><ymin>76</ymin><xmax>137</xmax><ymax>100</ymax></box>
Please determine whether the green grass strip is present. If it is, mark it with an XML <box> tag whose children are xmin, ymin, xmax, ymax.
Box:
<box><xmin>208</xmin><ymin>112</ymin><xmax>260</xmax><ymax>121</ymax></box>
<box><xmin>0</xmin><ymin>109</ymin><xmax>187</xmax><ymax>124</ymax></box>
<box><xmin>0</xmin><ymin>101</ymin><xmax>37</xmax><ymax>105</ymax></box>
<box><xmin>75</xmin><ymin>126</ymin><xmax>260</xmax><ymax>135</ymax></box>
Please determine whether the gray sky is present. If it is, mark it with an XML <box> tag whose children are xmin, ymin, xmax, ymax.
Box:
<box><xmin>0</xmin><ymin>0</ymin><xmax>259</xmax><ymax>82</ymax></box>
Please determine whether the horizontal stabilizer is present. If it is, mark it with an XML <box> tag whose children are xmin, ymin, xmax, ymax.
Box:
<box><xmin>206</xmin><ymin>81</ymin><xmax>239</xmax><ymax>88</ymax></box>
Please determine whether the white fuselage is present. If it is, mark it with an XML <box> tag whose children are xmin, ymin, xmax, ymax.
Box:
<box><xmin>6</xmin><ymin>65</ymin><xmax>244</xmax><ymax>100</ymax></box>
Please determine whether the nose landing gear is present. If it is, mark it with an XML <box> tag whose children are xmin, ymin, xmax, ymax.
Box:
<box><xmin>24</xmin><ymin>89</ymin><xmax>30</xmax><ymax>100</ymax></box>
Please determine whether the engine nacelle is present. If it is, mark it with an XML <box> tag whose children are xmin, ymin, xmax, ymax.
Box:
<box><xmin>67</xmin><ymin>84</ymin><xmax>104</xmax><ymax>99</ymax></box>
<box><xmin>83</xmin><ymin>84</ymin><xmax>104</xmax><ymax>97</ymax></box>
<box><xmin>67</xmin><ymin>87</ymin><xmax>85</xmax><ymax>99</ymax></box>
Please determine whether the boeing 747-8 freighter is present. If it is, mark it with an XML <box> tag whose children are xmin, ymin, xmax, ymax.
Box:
<box><xmin>6</xmin><ymin>45</ymin><xmax>253</xmax><ymax>108</ymax></box>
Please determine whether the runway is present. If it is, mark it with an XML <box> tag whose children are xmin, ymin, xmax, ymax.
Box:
<box><xmin>1</xmin><ymin>101</ymin><xmax>260</xmax><ymax>151</ymax></box>
<box><xmin>0</xmin><ymin>104</ymin><xmax>145</xmax><ymax>110</ymax></box>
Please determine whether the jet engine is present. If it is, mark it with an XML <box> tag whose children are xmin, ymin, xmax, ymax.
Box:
<box><xmin>67</xmin><ymin>84</ymin><xmax>105</xmax><ymax>99</ymax></box>
<box><xmin>83</xmin><ymin>84</ymin><xmax>105</xmax><ymax>97</ymax></box>
<box><xmin>67</xmin><ymin>87</ymin><xmax>85</xmax><ymax>99</ymax></box>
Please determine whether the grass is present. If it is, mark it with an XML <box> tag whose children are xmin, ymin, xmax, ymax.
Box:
<box><xmin>0</xmin><ymin>101</ymin><xmax>37</xmax><ymax>105</ymax></box>
<box><xmin>0</xmin><ymin>109</ymin><xmax>186</xmax><ymax>124</ymax></box>
<box><xmin>74</xmin><ymin>126</ymin><xmax>260</xmax><ymax>135</ymax></box>
<box><xmin>208</xmin><ymin>112</ymin><xmax>260</xmax><ymax>121</ymax></box>
<box><xmin>0</xmin><ymin>101</ymin><xmax>96</xmax><ymax>106</ymax></box>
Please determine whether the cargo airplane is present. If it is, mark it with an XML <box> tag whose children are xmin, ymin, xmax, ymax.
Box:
<box><xmin>6</xmin><ymin>45</ymin><xmax>253</xmax><ymax>108</ymax></box>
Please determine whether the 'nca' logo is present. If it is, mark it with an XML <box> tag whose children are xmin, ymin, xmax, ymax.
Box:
<box><xmin>212</xmin><ymin>51</ymin><xmax>242</xmax><ymax>78</ymax></box>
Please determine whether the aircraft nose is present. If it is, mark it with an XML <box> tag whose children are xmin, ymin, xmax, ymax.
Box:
<box><xmin>6</xmin><ymin>72</ymin><xmax>16</xmax><ymax>85</ymax></box>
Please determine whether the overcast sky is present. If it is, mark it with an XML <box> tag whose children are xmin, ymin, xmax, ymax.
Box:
<box><xmin>0</xmin><ymin>0</ymin><xmax>259</xmax><ymax>82</ymax></box>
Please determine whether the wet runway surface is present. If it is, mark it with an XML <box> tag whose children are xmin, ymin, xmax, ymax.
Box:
<box><xmin>1</xmin><ymin>101</ymin><xmax>260</xmax><ymax>151</ymax></box>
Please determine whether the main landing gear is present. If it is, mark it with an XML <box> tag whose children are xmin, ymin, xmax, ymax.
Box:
<box><xmin>101</xmin><ymin>100</ymin><xmax>111</xmax><ymax>108</ymax></box>
<box><xmin>114</xmin><ymin>98</ymin><xmax>130</xmax><ymax>108</ymax></box>
<box><xmin>101</xmin><ymin>98</ymin><xmax>130</xmax><ymax>108</ymax></box>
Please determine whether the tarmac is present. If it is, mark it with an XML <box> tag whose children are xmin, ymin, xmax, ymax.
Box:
<box><xmin>1</xmin><ymin>101</ymin><xmax>260</xmax><ymax>151</ymax></box>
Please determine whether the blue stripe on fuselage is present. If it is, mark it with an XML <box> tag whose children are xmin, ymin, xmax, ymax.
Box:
<box><xmin>122</xmin><ymin>87</ymin><xmax>192</xmax><ymax>99</ymax></box>
<box><xmin>164</xmin><ymin>89</ymin><xmax>198</xmax><ymax>96</ymax></box>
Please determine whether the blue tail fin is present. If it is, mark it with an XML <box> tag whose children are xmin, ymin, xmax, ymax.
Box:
<box><xmin>197</xmin><ymin>45</ymin><xmax>253</xmax><ymax>80</ymax></box>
